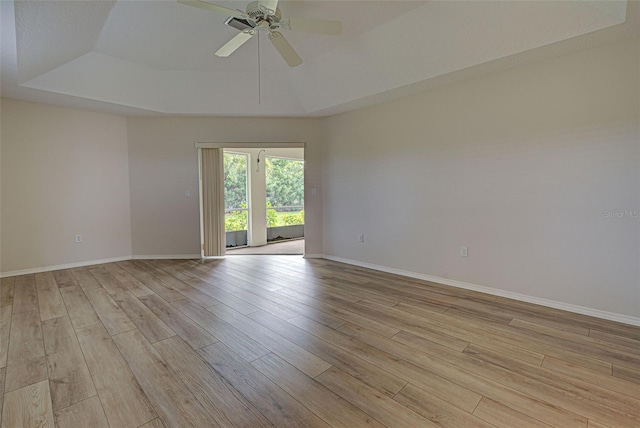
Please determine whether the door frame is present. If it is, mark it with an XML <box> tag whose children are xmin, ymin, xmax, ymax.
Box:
<box><xmin>196</xmin><ymin>142</ymin><xmax>305</xmax><ymax>258</ymax></box>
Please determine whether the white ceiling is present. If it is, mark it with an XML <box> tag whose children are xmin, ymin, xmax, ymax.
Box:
<box><xmin>1</xmin><ymin>0</ymin><xmax>638</xmax><ymax>117</ymax></box>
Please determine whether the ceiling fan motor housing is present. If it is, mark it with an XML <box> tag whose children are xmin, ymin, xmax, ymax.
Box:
<box><xmin>246</xmin><ymin>1</ymin><xmax>281</xmax><ymax>23</ymax></box>
<box><xmin>179</xmin><ymin>0</ymin><xmax>342</xmax><ymax>67</ymax></box>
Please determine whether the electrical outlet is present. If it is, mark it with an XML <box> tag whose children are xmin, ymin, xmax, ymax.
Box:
<box><xmin>311</xmin><ymin>187</ymin><xmax>317</xmax><ymax>196</ymax></box>
<box><xmin>460</xmin><ymin>246</ymin><xmax>468</xmax><ymax>257</ymax></box>
<box><xmin>185</xmin><ymin>189</ymin><xmax>190</xmax><ymax>198</ymax></box>
<box><xmin>358</xmin><ymin>234</ymin><xmax>365</xmax><ymax>243</ymax></box>
<box><xmin>75</xmin><ymin>235</ymin><xmax>83</xmax><ymax>243</ymax></box>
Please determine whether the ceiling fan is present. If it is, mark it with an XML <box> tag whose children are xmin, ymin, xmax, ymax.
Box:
<box><xmin>178</xmin><ymin>0</ymin><xmax>342</xmax><ymax>67</ymax></box>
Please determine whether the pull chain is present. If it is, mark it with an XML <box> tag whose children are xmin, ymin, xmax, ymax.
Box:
<box><xmin>258</xmin><ymin>33</ymin><xmax>261</xmax><ymax>105</ymax></box>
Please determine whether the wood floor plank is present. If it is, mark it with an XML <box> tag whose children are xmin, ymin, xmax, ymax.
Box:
<box><xmin>208</xmin><ymin>304</ymin><xmax>332</xmax><ymax>377</ymax></box>
<box><xmin>118</xmin><ymin>261</ymin><xmax>185</xmax><ymax>302</ymax></box>
<box><xmin>384</xmin><ymin>300</ymin><xmax>613</xmax><ymax>374</ymax></box>
<box><xmin>495</xmin><ymin>297</ymin><xmax>640</xmax><ymax>341</ymax></box>
<box><xmin>392</xmin><ymin>324</ymin><xmax>471</xmax><ymax>352</ymax></box>
<box><xmin>134</xmin><ymin>261</ymin><xmax>222</xmax><ymax>308</ymax></box>
<box><xmin>463</xmin><ymin>344</ymin><xmax>640</xmax><ymax>421</ymax></box>
<box><xmin>316</xmin><ymin>366</ymin><xmax>437</xmax><ymax>428</ymax></box>
<box><xmin>179</xmin><ymin>264</ymin><xmax>301</xmax><ymax>320</ymax></box>
<box><xmin>215</xmin><ymin>258</ymin><xmax>313</xmax><ymax>286</ymax></box>
<box><xmin>248</xmin><ymin>310</ymin><xmax>408</xmax><ymax>397</ymax></box>
<box><xmin>70</xmin><ymin>268</ymin><xmax>101</xmax><ymax>291</ymax></box>
<box><xmin>154</xmin><ymin>336</ymin><xmax>274</xmax><ymax>427</ymax></box>
<box><xmin>541</xmin><ymin>356</ymin><xmax>640</xmax><ymax>400</ymax></box>
<box><xmin>59</xmin><ymin>286</ymin><xmax>100</xmax><ymax>330</ymax></box>
<box><xmin>112</xmin><ymin>291</ymin><xmax>175</xmax><ymax>343</ymax></box>
<box><xmin>171</xmin><ymin>298</ymin><xmax>269</xmax><ymax>361</ymax></box>
<box><xmin>102</xmin><ymin>263</ymin><xmax>154</xmax><ymax>297</ymax></box>
<box><xmin>292</xmin><ymin>315</ymin><xmax>483</xmax><ymax>413</ymax></box>
<box><xmin>276</xmin><ymin>288</ymin><xmax>399</xmax><ymax>337</ymax></box>
<box><xmin>42</xmin><ymin>316</ymin><xmax>96</xmax><ymax>410</ymax></box>
<box><xmin>250</xmin><ymin>290</ymin><xmax>348</xmax><ymax>330</ymax></box>
<box><xmin>413</xmin><ymin>289</ymin><xmax>591</xmax><ymax>337</ymax></box>
<box><xmin>612</xmin><ymin>364</ymin><xmax>640</xmax><ymax>383</ymax></box>
<box><xmin>394</xmin><ymin>383</ymin><xmax>495</xmax><ymax>428</ymax></box>
<box><xmin>473</xmin><ymin>396</ymin><xmax>553</xmax><ymax>428</ymax></box>
<box><xmin>139</xmin><ymin>418</ymin><xmax>166</xmax><ymax>428</ymax></box>
<box><xmin>138</xmin><ymin>293</ymin><xmax>216</xmax><ymax>349</ymax></box>
<box><xmin>202</xmin><ymin>268</ymin><xmax>344</xmax><ymax>328</ymax></box>
<box><xmin>1</xmin><ymin>380</ymin><xmax>54</xmax><ymax>428</ymax></box>
<box><xmin>445</xmin><ymin>306</ymin><xmax>514</xmax><ymax>325</ymax></box>
<box><xmin>4</xmin><ymin>311</ymin><xmax>47</xmax><ymax>392</ymax></box>
<box><xmin>112</xmin><ymin>329</ymin><xmax>215</xmax><ymax>428</ymax></box>
<box><xmin>380</xmin><ymin>324</ymin><xmax>638</xmax><ymax>427</ymax></box>
<box><xmin>52</xmin><ymin>270</ymin><xmax>79</xmax><ymax>289</ymax></box>
<box><xmin>84</xmin><ymin>287</ymin><xmax>136</xmax><ymax>335</ymax></box>
<box><xmin>12</xmin><ymin>275</ymin><xmax>38</xmax><ymax>314</ymax></box>
<box><xmin>36</xmin><ymin>272</ymin><xmax>67</xmax><ymax>321</ymax></box>
<box><xmin>336</xmin><ymin>277</ymin><xmax>451</xmax><ymax>310</ymax></box>
<box><xmin>510</xmin><ymin>318</ymin><xmax>640</xmax><ymax>370</ymax></box>
<box><xmin>0</xmin><ymin>304</ymin><xmax>11</xmax><ymax>369</ymax></box>
<box><xmin>505</xmin><ymin>311</ymin><xmax>591</xmax><ymax>336</ymax></box>
<box><xmin>338</xmin><ymin>322</ymin><xmax>588</xmax><ymax>428</ymax></box>
<box><xmin>151</xmin><ymin>261</ymin><xmax>260</xmax><ymax>315</ymax></box>
<box><xmin>0</xmin><ymin>277</ymin><xmax>15</xmax><ymax>307</ymax></box>
<box><xmin>396</xmin><ymin>328</ymin><xmax>543</xmax><ymax>368</ymax></box>
<box><xmin>54</xmin><ymin>396</ymin><xmax>109</xmax><ymax>428</ymax></box>
<box><xmin>589</xmin><ymin>329</ymin><xmax>640</xmax><ymax>350</ymax></box>
<box><xmin>198</xmin><ymin>342</ymin><xmax>331</xmax><ymax>428</ymax></box>
<box><xmin>252</xmin><ymin>352</ymin><xmax>385</xmax><ymax>428</ymax></box>
<box><xmin>75</xmin><ymin>323</ymin><xmax>157</xmax><ymax>428</ymax></box>
<box><xmin>89</xmin><ymin>267</ymin><xmax>129</xmax><ymax>295</ymax></box>
<box><xmin>588</xmin><ymin>420</ymin><xmax>613</xmax><ymax>428</ymax></box>
<box><xmin>3</xmin><ymin>257</ymin><xmax>639</xmax><ymax>428</ymax></box>
<box><xmin>191</xmin><ymin>261</ymin><xmax>290</xmax><ymax>293</ymax></box>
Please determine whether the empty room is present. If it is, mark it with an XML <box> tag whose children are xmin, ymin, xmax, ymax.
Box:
<box><xmin>1</xmin><ymin>1</ymin><xmax>639</xmax><ymax>427</ymax></box>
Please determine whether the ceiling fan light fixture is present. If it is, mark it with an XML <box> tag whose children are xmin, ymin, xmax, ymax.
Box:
<box><xmin>179</xmin><ymin>0</ymin><xmax>342</xmax><ymax>67</ymax></box>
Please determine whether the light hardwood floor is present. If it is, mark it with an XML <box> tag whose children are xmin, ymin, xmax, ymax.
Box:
<box><xmin>1</xmin><ymin>256</ymin><xmax>639</xmax><ymax>428</ymax></box>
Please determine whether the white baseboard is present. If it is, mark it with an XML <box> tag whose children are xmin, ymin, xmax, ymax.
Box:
<box><xmin>0</xmin><ymin>254</ymin><xmax>203</xmax><ymax>278</ymax></box>
<box><xmin>322</xmin><ymin>255</ymin><xmax>640</xmax><ymax>327</ymax></box>
<box><xmin>303</xmin><ymin>253</ymin><xmax>325</xmax><ymax>259</ymax></box>
<box><xmin>4</xmin><ymin>251</ymin><xmax>637</xmax><ymax>327</ymax></box>
<box><xmin>0</xmin><ymin>256</ymin><xmax>132</xmax><ymax>278</ymax></box>
<box><xmin>132</xmin><ymin>254</ymin><xmax>201</xmax><ymax>260</ymax></box>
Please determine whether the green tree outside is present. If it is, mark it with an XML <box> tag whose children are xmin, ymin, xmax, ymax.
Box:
<box><xmin>266</xmin><ymin>157</ymin><xmax>304</xmax><ymax>209</ymax></box>
<box><xmin>223</xmin><ymin>153</ymin><xmax>304</xmax><ymax>231</ymax></box>
<box><xmin>224</xmin><ymin>153</ymin><xmax>247</xmax><ymax>211</ymax></box>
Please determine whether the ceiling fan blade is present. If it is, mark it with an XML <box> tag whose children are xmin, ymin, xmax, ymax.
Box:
<box><xmin>215</xmin><ymin>30</ymin><xmax>256</xmax><ymax>57</ymax></box>
<box><xmin>259</xmin><ymin>0</ymin><xmax>278</xmax><ymax>14</ymax></box>
<box><xmin>177</xmin><ymin>0</ymin><xmax>248</xmax><ymax>19</ymax></box>
<box><xmin>269</xmin><ymin>31</ymin><xmax>302</xmax><ymax>67</ymax></box>
<box><xmin>286</xmin><ymin>17</ymin><xmax>342</xmax><ymax>36</ymax></box>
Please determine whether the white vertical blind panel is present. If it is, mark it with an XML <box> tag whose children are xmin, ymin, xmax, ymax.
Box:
<box><xmin>201</xmin><ymin>148</ymin><xmax>225</xmax><ymax>256</ymax></box>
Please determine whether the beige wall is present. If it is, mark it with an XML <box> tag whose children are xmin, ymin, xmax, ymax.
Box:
<box><xmin>2</xmin><ymin>38</ymin><xmax>638</xmax><ymax>322</ymax></box>
<box><xmin>127</xmin><ymin>117</ymin><xmax>322</xmax><ymax>257</ymax></box>
<box><xmin>0</xmin><ymin>99</ymin><xmax>132</xmax><ymax>273</ymax></box>
<box><xmin>322</xmin><ymin>37</ymin><xmax>640</xmax><ymax>318</ymax></box>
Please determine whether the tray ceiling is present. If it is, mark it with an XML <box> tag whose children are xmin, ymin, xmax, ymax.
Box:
<box><xmin>1</xmin><ymin>0</ymin><xmax>637</xmax><ymax>117</ymax></box>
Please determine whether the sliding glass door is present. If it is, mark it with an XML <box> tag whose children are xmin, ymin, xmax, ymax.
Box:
<box><xmin>224</xmin><ymin>152</ymin><xmax>249</xmax><ymax>248</ymax></box>
<box><xmin>265</xmin><ymin>156</ymin><xmax>304</xmax><ymax>242</ymax></box>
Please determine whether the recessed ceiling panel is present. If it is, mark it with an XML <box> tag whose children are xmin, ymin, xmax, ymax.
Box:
<box><xmin>2</xmin><ymin>0</ymin><xmax>635</xmax><ymax>116</ymax></box>
<box><xmin>14</xmin><ymin>0</ymin><xmax>117</xmax><ymax>82</ymax></box>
